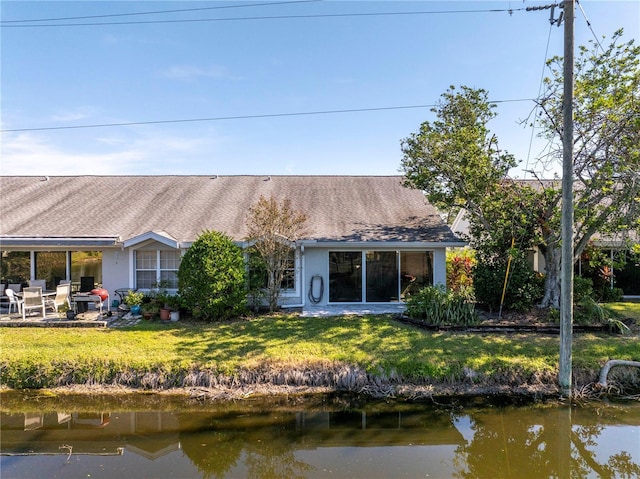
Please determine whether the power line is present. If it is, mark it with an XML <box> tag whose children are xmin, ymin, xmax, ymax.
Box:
<box><xmin>576</xmin><ymin>0</ymin><xmax>604</xmax><ymax>52</ymax></box>
<box><xmin>1</xmin><ymin>0</ymin><xmax>321</xmax><ymax>23</ymax></box>
<box><xmin>524</xmin><ymin>22</ymin><xmax>555</xmax><ymax>179</ymax></box>
<box><xmin>0</xmin><ymin>99</ymin><xmax>533</xmax><ymax>133</ymax></box>
<box><xmin>1</xmin><ymin>7</ymin><xmax>529</xmax><ymax>28</ymax></box>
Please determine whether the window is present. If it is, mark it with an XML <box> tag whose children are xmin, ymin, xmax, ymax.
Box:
<box><xmin>329</xmin><ymin>250</ymin><xmax>434</xmax><ymax>303</ymax></box>
<box><xmin>135</xmin><ymin>250</ymin><xmax>180</xmax><ymax>290</ymax></box>
<box><xmin>248</xmin><ymin>249</ymin><xmax>296</xmax><ymax>291</ymax></box>
<box><xmin>160</xmin><ymin>251</ymin><xmax>180</xmax><ymax>289</ymax></box>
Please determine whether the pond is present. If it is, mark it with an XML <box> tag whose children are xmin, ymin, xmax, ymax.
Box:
<box><xmin>1</xmin><ymin>392</ymin><xmax>639</xmax><ymax>478</ymax></box>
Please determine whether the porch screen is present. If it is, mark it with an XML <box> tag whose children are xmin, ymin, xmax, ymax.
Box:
<box><xmin>71</xmin><ymin>252</ymin><xmax>102</xmax><ymax>291</ymax></box>
<box><xmin>0</xmin><ymin>251</ymin><xmax>30</xmax><ymax>286</ymax></box>
<box><xmin>34</xmin><ymin>252</ymin><xmax>66</xmax><ymax>290</ymax></box>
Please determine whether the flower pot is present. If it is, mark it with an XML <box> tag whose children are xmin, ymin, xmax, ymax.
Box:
<box><xmin>130</xmin><ymin>305</ymin><xmax>141</xmax><ymax>315</ymax></box>
<box><xmin>170</xmin><ymin>310</ymin><xmax>180</xmax><ymax>322</ymax></box>
<box><xmin>160</xmin><ymin>308</ymin><xmax>171</xmax><ymax>321</ymax></box>
<box><xmin>66</xmin><ymin>311</ymin><xmax>76</xmax><ymax>320</ymax></box>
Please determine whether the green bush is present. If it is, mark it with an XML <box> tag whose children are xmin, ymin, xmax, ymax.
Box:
<box><xmin>473</xmin><ymin>253</ymin><xmax>544</xmax><ymax>313</ymax></box>
<box><xmin>596</xmin><ymin>285</ymin><xmax>624</xmax><ymax>303</ymax></box>
<box><xmin>573</xmin><ymin>276</ymin><xmax>594</xmax><ymax>302</ymax></box>
<box><xmin>405</xmin><ymin>285</ymin><xmax>478</xmax><ymax>326</ymax></box>
<box><xmin>178</xmin><ymin>230</ymin><xmax>247</xmax><ymax>321</ymax></box>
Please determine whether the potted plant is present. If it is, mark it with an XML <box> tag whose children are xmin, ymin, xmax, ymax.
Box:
<box><xmin>151</xmin><ymin>281</ymin><xmax>172</xmax><ymax>320</ymax></box>
<box><xmin>141</xmin><ymin>301</ymin><xmax>159</xmax><ymax>320</ymax></box>
<box><xmin>167</xmin><ymin>294</ymin><xmax>183</xmax><ymax>321</ymax></box>
<box><xmin>124</xmin><ymin>290</ymin><xmax>144</xmax><ymax>315</ymax></box>
<box><xmin>58</xmin><ymin>303</ymin><xmax>72</xmax><ymax>320</ymax></box>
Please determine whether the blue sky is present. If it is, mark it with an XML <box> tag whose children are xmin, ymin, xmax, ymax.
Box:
<box><xmin>1</xmin><ymin>1</ymin><xmax>638</xmax><ymax>177</ymax></box>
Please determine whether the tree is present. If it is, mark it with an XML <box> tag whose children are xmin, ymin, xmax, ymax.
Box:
<box><xmin>401</xmin><ymin>31</ymin><xmax>639</xmax><ymax>309</ymax></box>
<box><xmin>245</xmin><ymin>195</ymin><xmax>308</xmax><ymax>312</ymax></box>
<box><xmin>400</xmin><ymin>86</ymin><xmax>545</xmax><ymax>310</ymax></box>
<box><xmin>177</xmin><ymin>230</ymin><xmax>247</xmax><ymax>321</ymax></box>
<box><xmin>533</xmin><ymin>29</ymin><xmax>640</xmax><ymax>307</ymax></box>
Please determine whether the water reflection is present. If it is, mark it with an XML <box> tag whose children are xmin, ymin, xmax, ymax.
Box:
<box><xmin>1</xmin><ymin>397</ymin><xmax>639</xmax><ymax>478</ymax></box>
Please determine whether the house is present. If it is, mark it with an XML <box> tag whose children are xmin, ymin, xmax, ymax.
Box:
<box><xmin>0</xmin><ymin>175</ymin><xmax>465</xmax><ymax>310</ymax></box>
<box><xmin>451</xmin><ymin>190</ymin><xmax>640</xmax><ymax>298</ymax></box>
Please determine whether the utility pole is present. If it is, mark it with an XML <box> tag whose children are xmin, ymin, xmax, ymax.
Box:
<box><xmin>559</xmin><ymin>0</ymin><xmax>575</xmax><ymax>397</ymax></box>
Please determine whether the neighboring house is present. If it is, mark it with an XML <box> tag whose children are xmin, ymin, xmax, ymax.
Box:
<box><xmin>0</xmin><ymin>175</ymin><xmax>465</xmax><ymax>309</ymax></box>
<box><xmin>451</xmin><ymin>202</ymin><xmax>640</xmax><ymax>298</ymax></box>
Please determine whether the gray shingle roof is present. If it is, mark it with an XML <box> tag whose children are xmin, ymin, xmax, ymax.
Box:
<box><xmin>0</xmin><ymin>175</ymin><xmax>462</xmax><ymax>244</ymax></box>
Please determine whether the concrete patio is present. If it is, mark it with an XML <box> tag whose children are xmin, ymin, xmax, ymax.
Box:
<box><xmin>0</xmin><ymin>303</ymin><xmax>407</xmax><ymax>327</ymax></box>
<box><xmin>299</xmin><ymin>303</ymin><xmax>407</xmax><ymax>317</ymax></box>
<box><xmin>0</xmin><ymin>307</ymin><xmax>109</xmax><ymax>327</ymax></box>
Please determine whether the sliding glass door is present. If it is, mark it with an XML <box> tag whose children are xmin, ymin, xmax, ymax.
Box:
<box><xmin>329</xmin><ymin>250</ymin><xmax>434</xmax><ymax>303</ymax></box>
<box><xmin>366</xmin><ymin>251</ymin><xmax>399</xmax><ymax>302</ymax></box>
<box><xmin>329</xmin><ymin>252</ymin><xmax>362</xmax><ymax>302</ymax></box>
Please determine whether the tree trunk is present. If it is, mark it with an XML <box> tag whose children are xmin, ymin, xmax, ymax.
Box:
<box><xmin>539</xmin><ymin>243</ymin><xmax>561</xmax><ymax>309</ymax></box>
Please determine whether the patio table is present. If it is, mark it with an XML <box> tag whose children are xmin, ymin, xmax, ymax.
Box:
<box><xmin>73</xmin><ymin>292</ymin><xmax>110</xmax><ymax>315</ymax></box>
<box><xmin>16</xmin><ymin>290</ymin><xmax>56</xmax><ymax>298</ymax></box>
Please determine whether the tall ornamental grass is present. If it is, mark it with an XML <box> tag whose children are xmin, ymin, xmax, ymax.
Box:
<box><xmin>405</xmin><ymin>285</ymin><xmax>478</xmax><ymax>326</ymax></box>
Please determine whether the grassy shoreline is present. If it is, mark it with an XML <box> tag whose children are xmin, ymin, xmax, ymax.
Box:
<box><xmin>1</xmin><ymin>313</ymin><xmax>639</xmax><ymax>399</ymax></box>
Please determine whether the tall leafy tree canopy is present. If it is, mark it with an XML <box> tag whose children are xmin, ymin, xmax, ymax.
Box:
<box><xmin>401</xmin><ymin>31</ymin><xmax>639</xmax><ymax>309</ymax></box>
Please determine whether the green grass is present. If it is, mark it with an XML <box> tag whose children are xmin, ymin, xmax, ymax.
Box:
<box><xmin>1</xmin><ymin>313</ymin><xmax>638</xmax><ymax>390</ymax></box>
<box><xmin>603</xmin><ymin>302</ymin><xmax>640</xmax><ymax>322</ymax></box>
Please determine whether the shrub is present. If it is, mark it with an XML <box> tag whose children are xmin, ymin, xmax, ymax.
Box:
<box><xmin>473</xmin><ymin>253</ymin><xmax>544</xmax><ymax>312</ymax></box>
<box><xmin>446</xmin><ymin>249</ymin><xmax>475</xmax><ymax>298</ymax></box>
<box><xmin>178</xmin><ymin>230</ymin><xmax>247</xmax><ymax>321</ymax></box>
<box><xmin>573</xmin><ymin>276</ymin><xmax>594</xmax><ymax>302</ymax></box>
<box><xmin>405</xmin><ymin>285</ymin><xmax>478</xmax><ymax>326</ymax></box>
<box><xmin>596</xmin><ymin>285</ymin><xmax>624</xmax><ymax>303</ymax></box>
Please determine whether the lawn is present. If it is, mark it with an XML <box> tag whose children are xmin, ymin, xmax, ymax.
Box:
<box><xmin>1</xmin><ymin>313</ymin><xmax>638</xmax><ymax>391</ymax></box>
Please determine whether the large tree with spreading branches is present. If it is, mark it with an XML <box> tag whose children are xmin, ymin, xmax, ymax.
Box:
<box><xmin>401</xmin><ymin>30</ymin><xmax>639</xmax><ymax>309</ymax></box>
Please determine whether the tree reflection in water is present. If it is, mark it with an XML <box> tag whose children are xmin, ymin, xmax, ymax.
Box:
<box><xmin>452</xmin><ymin>406</ymin><xmax>640</xmax><ymax>479</ymax></box>
<box><xmin>178</xmin><ymin>411</ymin><xmax>313</xmax><ymax>479</ymax></box>
<box><xmin>1</xmin><ymin>395</ymin><xmax>638</xmax><ymax>479</ymax></box>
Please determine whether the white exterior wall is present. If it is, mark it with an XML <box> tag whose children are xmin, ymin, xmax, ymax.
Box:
<box><xmin>101</xmin><ymin>248</ymin><xmax>130</xmax><ymax>297</ymax></box>
<box><xmin>432</xmin><ymin>248</ymin><xmax>447</xmax><ymax>287</ymax></box>
<box><xmin>302</xmin><ymin>247</ymin><xmax>330</xmax><ymax>306</ymax></box>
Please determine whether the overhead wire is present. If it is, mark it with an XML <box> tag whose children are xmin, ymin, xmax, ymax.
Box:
<box><xmin>576</xmin><ymin>0</ymin><xmax>605</xmax><ymax>52</ymax></box>
<box><xmin>523</xmin><ymin>21</ymin><xmax>555</xmax><ymax>179</ymax></box>
<box><xmin>1</xmin><ymin>7</ymin><xmax>529</xmax><ymax>28</ymax></box>
<box><xmin>0</xmin><ymin>99</ymin><xmax>533</xmax><ymax>133</ymax></box>
<box><xmin>1</xmin><ymin>0</ymin><xmax>322</xmax><ymax>23</ymax></box>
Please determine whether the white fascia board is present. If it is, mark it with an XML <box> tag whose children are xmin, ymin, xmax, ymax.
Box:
<box><xmin>0</xmin><ymin>235</ymin><xmax>121</xmax><ymax>248</ymax></box>
<box><xmin>301</xmin><ymin>241</ymin><xmax>467</xmax><ymax>249</ymax></box>
<box><xmin>123</xmin><ymin>231</ymin><xmax>179</xmax><ymax>249</ymax></box>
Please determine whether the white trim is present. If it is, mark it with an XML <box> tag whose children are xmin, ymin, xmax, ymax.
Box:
<box><xmin>123</xmin><ymin>231</ymin><xmax>179</xmax><ymax>249</ymax></box>
<box><xmin>0</xmin><ymin>235</ymin><xmax>120</xmax><ymax>248</ymax></box>
<box><xmin>302</xmin><ymin>241</ymin><xmax>466</xmax><ymax>249</ymax></box>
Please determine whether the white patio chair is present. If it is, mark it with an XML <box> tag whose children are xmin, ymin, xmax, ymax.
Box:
<box><xmin>45</xmin><ymin>283</ymin><xmax>71</xmax><ymax>314</ymax></box>
<box><xmin>22</xmin><ymin>287</ymin><xmax>46</xmax><ymax>320</ymax></box>
<box><xmin>29</xmin><ymin>279</ymin><xmax>47</xmax><ymax>290</ymax></box>
<box><xmin>5</xmin><ymin>288</ymin><xmax>22</xmax><ymax>314</ymax></box>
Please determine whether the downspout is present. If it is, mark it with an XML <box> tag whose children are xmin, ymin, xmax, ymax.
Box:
<box><xmin>301</xmin><ymin>244</ymin><xmax>306</xmax><ymax>308</ymax></box>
